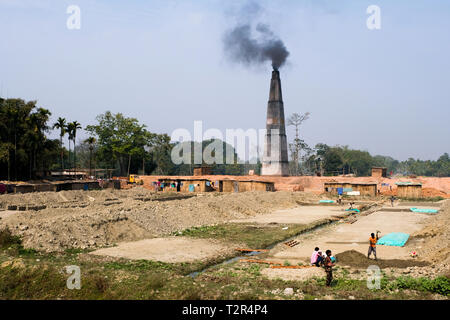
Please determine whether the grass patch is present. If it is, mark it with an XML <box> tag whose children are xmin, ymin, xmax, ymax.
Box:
<box><xmin>0</xmin><ymin>228</ymin><xmax>21</xmax><ymax>248</ymax></box>
<box><xmin>384</xmin><ymin>276</ymin><xmax>450</xmax><ymax>296</ymax></box>
<box><xmin>104</xmin><ymin>259</ymin><xmax>174</xmax><ymax>272</ymax></box>
<box><xmin>176</xmin><ymin>222</ymin><xmax>321</xmax><ymax>249</ymax></box>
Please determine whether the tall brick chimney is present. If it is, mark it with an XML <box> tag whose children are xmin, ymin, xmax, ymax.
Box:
<box><xmin>261</xmin><ymin>69</ymin><xmax>289</xmax><ymax>176</ymax></box>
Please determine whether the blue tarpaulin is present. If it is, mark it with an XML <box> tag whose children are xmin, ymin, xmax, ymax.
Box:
<box><xmin>337</xmin><ymin>188</ymin><xmax>343</xmax><ymax>195</ymax></box>
<box><xmin>319</xmin><ymin>200</ymin><xmax>335</xmax><ymax>203</ymax></box>
<box><xmin>377</xmin><ymin>232</ymin><xmax>410</xmax><ymax>247</ymax></box>
<box><xmin>410</xmin><ymin>208</ymin><xmax>439</xmax><ymax>214</ymax></box>
<box><xmin>346</xmin><ymin>208</ymin><xmax>360</xmax><ymax>213</ymax></box>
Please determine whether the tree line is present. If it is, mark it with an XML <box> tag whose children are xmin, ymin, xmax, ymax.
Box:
<box><xmin>297</xmin><ymin>143</ymin><xmax>449</xmax><ymax>177</ymax></box>
<box><xmin>0</xmin><ymin>97</ymin><xmax>448</xmax><ymax>180</ymax></box>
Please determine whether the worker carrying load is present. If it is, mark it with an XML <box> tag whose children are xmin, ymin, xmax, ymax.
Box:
<box><xmin>368</xmin><ymin>231</ymin><xmax>381</xmax><ymax>260</ymax></box>
<box><xmin>323</xmin><ymin>250</ymin><xmax>335</xmax><ymax>287</ymax></box>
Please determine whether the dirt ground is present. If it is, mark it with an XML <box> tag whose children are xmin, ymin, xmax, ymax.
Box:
<box><xmin>257</xmin><ymin>199</ymin><xmax>450</xmax><ymax>280</ymax></box>
<box><xmin>91</xmin><ymin>237</ymin><xmax>235</xmax><ymax>263</ymax></box>
<box><xmin>230</xmin><ymin>206</ymin><xmax>348</xmax><ymax>225</ymax></box>
<box><xmin>0</xmin><ymin>188</ymin><xmax>320</xmax><ymax>252</ymax></box>
<box><xmin>270</xmin><ymin>209</ymin><xmax>433</xmax><ymax>261</ymax></box>
<box><xmin>87</xmin><ymin>204</ymin><xmax>350</xmax><ymax>263</ymax></box>
<box><xmin>1</xmin><ymin>184</ymin><xmax>449</xmax><ymax>286</ymax></box>
<box><xmin>261</xmin><ymin>266</ymin><xmax>324</xmax><ymax>281</ymax></box>
<box><xmin>407</xmin><ymin>200</ymin><xmax>450</xmax><ymax>273</ymax></box>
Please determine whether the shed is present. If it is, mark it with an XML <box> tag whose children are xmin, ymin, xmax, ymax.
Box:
<box><xmin>221</xmin><ymin>180</ymin><xmax>275</xmax><ymax>193</ymax></box>
<box><xmin>324</xmin><ymin>182</ymin><xmax>378</xmax><ymax>197</ymax></box>
<box><xmin>396</xmin><ymin>182</ymin><xmax>422</xmax><ymax>198</ymax></box>
<box><xmin>193</xmin><ymin>166</ymin><xmax>212</xmax><ymax>176</ymax></box>
<box><xmin>157</xmin><ymin>178</ymin><xmax>215</xmax><ymax>193</ymax></box>
<box><xmin>371</xmin><ymin>167</ymin><xmax>387</xmax><ymax>178</ymax></box>
<box><xmin>34</xmin><ymin>184</ymin><xmax>57</xmax><ymax>192</ymax></box>
<box><xmin>14</xmin><ymin>184</ymin><xmax>34</xmax><ymax>194</ymax></box>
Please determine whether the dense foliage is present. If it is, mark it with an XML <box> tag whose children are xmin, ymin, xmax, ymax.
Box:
<box><xmin>0</xmin><ymin>98</ymin><xmax>60</xmax><ymax>180</ymax></box>
<box><xmin>1</xmin><ymin>98</ymin><xmax>448</xmax><ymax>180</ymax></box>
<box><xmin>303</xmin><ymin>144</ymin><xmax>450</xmax><ymax>177</ymax></box>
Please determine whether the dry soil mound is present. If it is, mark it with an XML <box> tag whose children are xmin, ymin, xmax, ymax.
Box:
<box><xmin>335</xmin><ymin>250</ymin><xmax>429</xmax><ymax>269</ymax></box>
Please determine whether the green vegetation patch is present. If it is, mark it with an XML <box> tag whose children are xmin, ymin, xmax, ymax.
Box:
<box><xmin>383</xmin><ymin>276</ymin><xmax>450</xmax><ymax>296</ymax></box>
<box><xmin>175</xmin><ymin>223</ymin><xmax>314</xmax><ymax>249</ymax></box>
<box><xmin>0</xmin><ymin>228</ymin><xmax>21</xmax><ymax>248</ymax></box>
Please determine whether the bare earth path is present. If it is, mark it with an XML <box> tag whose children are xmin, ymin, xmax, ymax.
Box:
<box><xmin>91</xmin><ymin>237</ymin><xmax>235</xmax><ymax>263</ymax></box>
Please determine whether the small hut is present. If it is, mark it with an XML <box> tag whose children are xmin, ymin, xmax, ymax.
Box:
<box><xmin>371</xmin><ymin>167</ymin><xmax>387</xmax><ymax>178</ymax></box>
<box><xmin>396</xmin><ymin>182</ymin><xmax>422</xmax><ymax>198</ymax></box>
<box><xmin>324</xmin><ymin>182</ymin><xmax>377</xmax><ymax>197</ymax></box>
<box><xmin>193</xmin><ymin>166</ymin><xmax>212</xmax><ymax>176</ymax></box>
<box><xmin>157</xmin><ymin>178</ymin><xmax>215</xmax><ymax>193</ymax></box>
<box><xmin>220</xmin><ymin>180</ymin><xmax>274</xmax><ymax>193</ymax></box>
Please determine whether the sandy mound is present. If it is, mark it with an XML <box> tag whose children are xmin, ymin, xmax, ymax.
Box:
<box><xmin>335</xmin><ymin>250</ymin><xmax>429</xmax><ymax>269</ymax></box>
<box><xmin>409</xmin><ymin>200</ymin><xmax>450</xmax><ymax>267</ymax></box>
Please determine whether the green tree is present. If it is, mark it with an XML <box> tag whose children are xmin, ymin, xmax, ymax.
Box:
<box><xmin>69</xmin><ymin>121</ymin><xmax>82</xmax><ymax>172</ymax></box>
<box><xmin>86</xmin><ymin>111</ymin><xmax>168</xmax><ymax>176</ymax></box>
<box><xmin>53</xmin><ymin>117</ymin><xmax>66</xmax><ymax>171</ymax></box>
<box><xmin>0</xmin><ymin>98</ymin><xmax>59</xmax><ymax>180</ymax></box>
<box><xmin>85</xmin><ymin>137</ymin><xmax>96</xmax><ymax>177</ymax></box>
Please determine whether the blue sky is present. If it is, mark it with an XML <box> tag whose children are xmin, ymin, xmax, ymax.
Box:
<box><xmin>1</xmin><ymin>0</ymin><xmax>449</xmax><ymax>161</ymax></box>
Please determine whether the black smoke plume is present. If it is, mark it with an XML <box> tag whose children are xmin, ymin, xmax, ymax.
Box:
<box><xmin>223</xmin><ymin>22</ymin><xmax>290</xmax><ymax>70</ymax></box>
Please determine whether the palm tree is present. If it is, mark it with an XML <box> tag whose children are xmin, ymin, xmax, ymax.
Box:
<box><xmin>68</xmin><ymin>121</ymin><xmax>82</xmax><ymax>175</ymax></box>
<box><xmin>28</xmin><ymin>108</ymin><xmax>51</xmax><ymax>178</ymax></box>
<box><xmin>53</xmin><ymin>117</ymin><xmax>66</xmax><ymax>171</ymax></box>
<box><xmin>66</xmin><ymin>122</ymin><xmax>75</xmax><ymax>175</ymax></box>
<box><xmin>85</xmin><ymin>137</ymin><xmax>96</xmax><ymax>178</ymax></box>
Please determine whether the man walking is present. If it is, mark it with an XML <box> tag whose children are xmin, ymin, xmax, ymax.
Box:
<box><xmin>390</xmin><ymin>195</ymin><xmax>396</xmax><ymax>207</ymax></box>
<box><xmin>368</xmin><ymin>232</ymin><xmax>380</xmax><ymax>260</ymax></box>
<box><xmin>324</xmin><ymin>250</ymin><xmax>335</xmax><ymax>287</ymax></box>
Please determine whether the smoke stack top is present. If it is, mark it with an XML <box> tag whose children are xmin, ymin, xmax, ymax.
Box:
<box><xmin>223</xmin><ymin>23</ymin><xmax>290</xmax><ymax>70</ymax></box>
